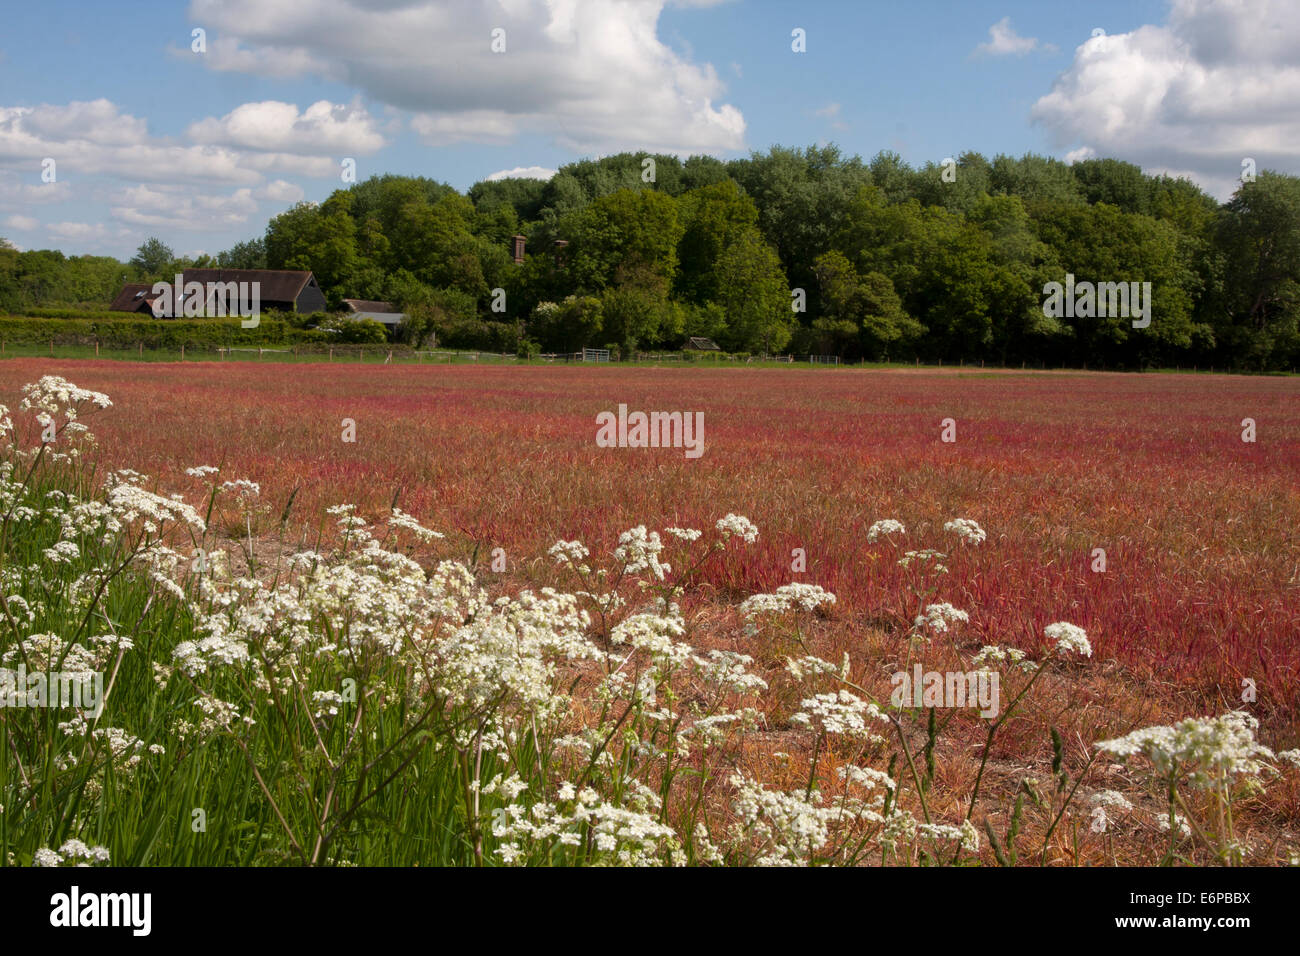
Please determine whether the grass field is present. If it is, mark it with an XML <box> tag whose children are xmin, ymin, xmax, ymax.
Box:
<box><xmin>1</xmin><ymin>357</ymin><xmax>1297</xmax><ymax>866</ymax></box>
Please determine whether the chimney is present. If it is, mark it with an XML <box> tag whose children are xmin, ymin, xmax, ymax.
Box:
<box><xmin>553</xmin><ymin>239</ymin><xmax>568</xmax><ymax>268</ymax></box>
<box><xmin>511</xmin><ymin>234</ymin><xmax>526</xmax><ymax>265</ymax></box>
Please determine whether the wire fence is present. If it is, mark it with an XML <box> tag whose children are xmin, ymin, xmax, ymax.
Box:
<box><xmin>0</xmin><ymin>338</ymin><xmax>1289</xmax><ymax>375</ymax></box>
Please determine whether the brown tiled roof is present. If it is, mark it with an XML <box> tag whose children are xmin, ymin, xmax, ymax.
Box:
<box><xmin>342</xmin><ymin>299</ymin><xmax>398</xmax><ymax>313</ymax></box>
<box><xmin>181</xmin><ymin>268</ymin><xmax>314</xmax><ymax>303</ymax></box>
<box><xmin>109</xmin><ymin>283</ymin><xmax>161</xmax><ymax>312</ymax></box>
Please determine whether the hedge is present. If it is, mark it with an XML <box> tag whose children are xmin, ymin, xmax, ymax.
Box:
<box><xmin>0</xmin><ymin>315</ymin><xmax>310</xmax><ymax>348</ymax></box>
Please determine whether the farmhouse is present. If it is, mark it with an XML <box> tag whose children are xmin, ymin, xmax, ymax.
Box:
<box><xmin>342</xmin><ymin>299</ymin><xmax>406</xmax><ymax>328</ymax></box>
<box><xmin>109</xmin><ymin>268</ymin><xmax>327</xmax><ymax>316</ymax></box>
<box><xmin>108</xmin><ymin>283</ymin><xmax>164</xmax><ymax>315</ymax></box>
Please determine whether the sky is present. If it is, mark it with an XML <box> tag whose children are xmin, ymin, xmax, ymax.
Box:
<box><xmin>0</xmin><ymin>0</ymin><xmax>1296</xmax><ymax>260</ymax></box>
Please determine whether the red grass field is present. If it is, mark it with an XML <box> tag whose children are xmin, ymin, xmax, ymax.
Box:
<box><xmin>3</xmin><ymin>358</ymin><xmax>1298</xmax><ymax>742</ymax></box>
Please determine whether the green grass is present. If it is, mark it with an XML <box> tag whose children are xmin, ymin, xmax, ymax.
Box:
<box><xmin>2</xmin><ymin>342</ymin><xmax>1293</xmax><ymax>374</ymax></box>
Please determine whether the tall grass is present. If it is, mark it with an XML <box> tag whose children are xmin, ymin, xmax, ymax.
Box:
<box><xmin>1</xmin><ymin>376</ymin><xmax>1295</xmax><ymax>867</ymax></box>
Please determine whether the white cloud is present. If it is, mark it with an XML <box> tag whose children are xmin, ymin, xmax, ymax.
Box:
<box><xmin>0</xmin><ymin>98</ymin><xmax>356</xmax><ymax>187</ymax></box>
<box><xmin>1031</xmin><ymin>0</ymin><xmax>1300</xmax><ymax>199</ymax></box>
<box><xmin>4</xmin><ymin>214</ymin><xmax>37</xmax><ymax>230</ymax></box>
<box><xmin>47</xmin><ymin>221</ymin><xmax>110</xmax><ymax>241</ymax></box>
<box><xmin>411</xmin><ymin>110</ymin><xmax>517</xmax><ymax>146</ymax></box>
<box><xmin>975</xmin><ymin>17</ymin><xmax>1056</xmax><ymax>57</ymax></box>
<box><xmin>254</xmin><ymin>179</ymin><xmax>306</xmax><ymax>202</ymax></box>
<box><xmin>15</xmin><ymin>98</ymin><xmax>150</xmax><ymax>146</ymax></box>
<box><xmin>0</xmin><ymin>180</ymin><xmax>71</xmax><ymax>206</ymax></box>
<box><xmin>187</xmin><ymin>99</ymin><xmax>386</xmax><ymax>154</ymax></box>
<box><xmin>485</xmin><ymin>165</ymin><xmax>557</xmax><ymax>181</ymax></box>
<box><xmin>109</xmin><ymin>183</ymin><xmax>261</xmax><ymax>231</ymax></box>
<box><xmin>188</xmin><ymin>0</ymin><xmax>745</xmax><ymax>154</ymax></box>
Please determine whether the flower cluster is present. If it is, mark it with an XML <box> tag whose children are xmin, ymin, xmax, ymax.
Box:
<box><xmin>1096</xmin><ymin>711</ymin><xmax>1275</xmax><ymax>790</ymax></box>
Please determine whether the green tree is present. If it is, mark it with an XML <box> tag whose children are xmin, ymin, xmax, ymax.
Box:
<box><xmin>674</xmin><ymin>179</ymin><xmax>761</xmax><ymax>305</ymax></box>
<box><xmin>813</xmin><ymin>250</ymin><xmax>922</xmax><ymax>358</ymax></box>
<box><xmin>1212</xmin><ymin>171</ymin><xmax>1300</xmax><ymax>368</ymax></box>
<box><xmin>217</xmin><ymin>237</ymin><xmax>267</xmax><ymax>270</ymax></box>
<box><xmin>565</xmin><ymin>189</ymin><xmax>683</xmax><ymax>294</ymax></box>
<box><xmin>1071</xmin><ymin>158</ymin><xmax>1152</xmax><ymax>215</ymax></box>
<box><xmin>726</xmin><ymin>144</ymin><xmax>873</xmax><ymax>298</ymax></box>
<box><xmin>715</xmin><ymin>229</ymin><xmax>791</xmax><ymax>353</ymax></box>
<box><xmin>529</xmin><ymin>295</ymin><xmax>603</xmax><ymax>351</ymax></box>
<box><xmin>265</xmin><ymin>200</ymin><xmax>359</xmax><ymax>304</ymax></box>
<box><xmin>130</xmin><ymin>237</ymin><xmax>174</xmax><ymax>277</ymax></box>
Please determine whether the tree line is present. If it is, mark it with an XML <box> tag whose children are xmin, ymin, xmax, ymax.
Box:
<box><xmin>3</xmin><ymin>146</ymin><xmax>1298</xmax><ymax>369</ymax></box>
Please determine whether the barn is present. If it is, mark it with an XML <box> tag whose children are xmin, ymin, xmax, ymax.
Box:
<box><xmin>108</xmin><ymin>283</ymin><xmax>164</xmax><ymax>315</ymax></box>
<box><xmin>109</xmin><ymin>269</ymin><xmax>327</xmax><ymax>316</ymax></box>
<box><xmin>342</xmin><ymin>299</ymin><xmax>406</xmax><ymax>328</ymax></box>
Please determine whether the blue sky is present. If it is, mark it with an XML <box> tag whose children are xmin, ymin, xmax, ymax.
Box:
<box><xmin>0</xmin><ymin>0</ymin><xmax>1292</xmax><ymax>259</ymax></box>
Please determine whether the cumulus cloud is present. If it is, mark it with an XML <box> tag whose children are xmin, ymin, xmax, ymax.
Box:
<box><xmin>1031</xmin><ymin>0</ymin><xmax>1300</xmax><ymax>198</ymax></box>
<box><xmin>187</xmin><ymin>99</ymin><xmax>386</xmax><ymax>153</ymax></box>
<box><xmin>4</xmin><ymin>214</ymin><xmax>38</xmax><ymax>230</ymax></box>
<box><xmin>0</xmin><ymin>180</ymin><xmax>71</xmax><ymax>206</ymax></box>
<box><xmin>0</xmin><ymin>97</ymin><xmax>361</xmax><ymax>186</ymax></box>
<box><xmin>254</xmin><ymin>179</ymin><xmax>307</xmax><ymax>202</ymax></box>
<box><xmin>188</xmin><ymin>0</ymin><xmax>745</xmax><ymax>154</ymax></box>
<box><xmin>485</xmin><ymin>165</ymin><xmax>556</xmax><ymax>181</ymax></box>
<box><xmin>975</xmin><ymin>18</ymin><xmax>1056</xmax><ymax>57</ymax></box>
<box><xmin>0</xmin><ymin>100</ymin><xmax>259</xmax><ymax>185</ymax></box>
<box><xmin>47</xmin><ymin>221</ymin><xmax>112</xmax><ymax>241</ymax></box>
<box><xmin>109</xmin><ymin>183</ymin><xmax>262</xmax><ymax>231</ymax></box>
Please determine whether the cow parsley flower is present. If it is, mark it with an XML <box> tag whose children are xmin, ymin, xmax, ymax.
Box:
<box><xmin>898</xmin><ymin>549</ymin><xmax>948</xmax><ymax>572</ymax></box>
<box><xmin>866</xmin><ymin>519</ymin><xmax>906</xmax><ymax>542</ymax></box>
<box><xmin>739</xmin><ymin>583</ymin><xmax>836</xmax><ymax>618</ymax></box>
<box><xmin>715</xmin><ymin>513</ymin><xmax>758</xmax><ymax>544</ymax></box>
<box><xmin>943</xmin><ymin>518</ymin><xmax>986</xmax><ymax>545</ymax></box>
<box><xmin>1045</xmin><ymin>622</ymin><xmax>1091</xmax><ymax>657</ymax></box>
<box><xmin>548</xmin><ymin>540</ymin><xmax>589</xmax><ymax>564</ymax></box>
<box><xmin>613</xmin><ymin>526</ymin><xmax>669</xmax><ymax>580</ymax></box>
<box><xmin>791</xmin><ymin>690</ymin><xmax>888</xmax><ymax>741</ymax></box>
<box><xmin>388</xmin><ymin>507</ymin><xmax>444</xmax><ymax>542</ymax></box>
<box><xmin>1096</xmin><ymin>711</ymin><xmax>1274</xmax><ymax>790</ymax></box>
<box><xmin>220</xmin><ymin>479</ymin><xmax>261</xmax><ymax>501</ymax></box>
<box><xmin>914</xmin><ymin>602</ymin><xmax>969</xmax><ymax>634</ymax></box>
<box><xmin>1090</xmin><ymin>789</ymin><xmax>1134</xmax><ymax>811</ymax></box>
